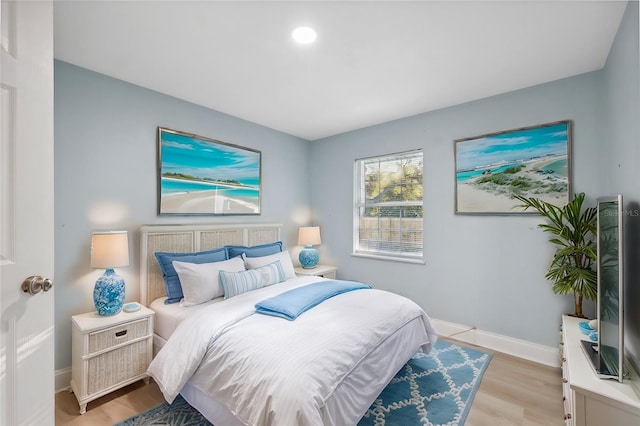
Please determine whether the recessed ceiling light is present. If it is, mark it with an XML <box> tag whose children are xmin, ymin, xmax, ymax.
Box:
<box><xmin>292</xmin><ymin>26</ymin><xmax>317</xmax><ymax>44</ymax></box>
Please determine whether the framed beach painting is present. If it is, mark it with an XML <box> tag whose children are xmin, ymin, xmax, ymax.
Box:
<box><xmin>158</xmin><ymin>127</ymin><xmax>261</xmax><ymax>215</ymax></box>
<box><xmin>454</xmin><ymin>120</ymin><xmax>571</xmax><ymax>215</ymax></box>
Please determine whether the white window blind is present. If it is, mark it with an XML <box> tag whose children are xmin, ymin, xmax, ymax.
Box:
<box><xmin>354</xmin><ymin>150</ymin><xmax>423</xmax><ymax>261</ymax></box>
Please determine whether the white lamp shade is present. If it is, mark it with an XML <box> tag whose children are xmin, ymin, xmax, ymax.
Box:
<box><xmin>298</xmin><ymin>226</ymin><xmax>321</xmax><ymax>246</ymax></box>
<box><xmin>90</xmin><ymin>231</ymin><xmax>129</xmax><ymax>268</ymax></box>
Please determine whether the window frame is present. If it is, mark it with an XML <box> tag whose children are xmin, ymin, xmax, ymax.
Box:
<box><xmin>352</xmin><ymin>149</ymin><xmax>425</xmax><ymax>264</ymax></box>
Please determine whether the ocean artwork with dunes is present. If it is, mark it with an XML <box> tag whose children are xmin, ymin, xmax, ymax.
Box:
<box><xmin>158</xmin><ymin>127</ymin><xmax>261</xmax><ymax>215</ymax></box>
<box><xmin>455</xmin><ymin>121</ymin><xmax>571</xmax><ymax>214</ymax></box>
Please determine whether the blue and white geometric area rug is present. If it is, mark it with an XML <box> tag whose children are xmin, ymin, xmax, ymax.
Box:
<box><xmin>114</xmin><ymin>340</ymin><xmax>490</xmax><ymax>426</ymax></box>
<box><xmin>358</xmin><ymin>340</ymin><xmax>492</xmax><ymax>426</ymax></box>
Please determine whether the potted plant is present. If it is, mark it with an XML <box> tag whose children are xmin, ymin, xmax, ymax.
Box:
<box><xmin>513</xmin><ymin>192</ymin><xmax>597</xmax><ymax>318</ymax></box>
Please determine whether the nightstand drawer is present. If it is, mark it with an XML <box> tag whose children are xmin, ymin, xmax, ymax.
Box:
<box><xmin>87</xmin><ymin>340</ymin><xmax>148</xmax><ymax>394</ymax></box>
<box><xmin>88</xmin><ymin>318</ymin><xmax>149</xmax><ymax>354</ymax></box>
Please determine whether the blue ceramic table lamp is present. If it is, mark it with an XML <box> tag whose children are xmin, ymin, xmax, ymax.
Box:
<box><xmin>298</xmin><ymin>226</ymin><xmax>321</xmax><ymax>269</ymax></box>
<box><xmin>90</xmin><ymin>231</ymin><xmax>129</xmax><ymax>316</ymax></box>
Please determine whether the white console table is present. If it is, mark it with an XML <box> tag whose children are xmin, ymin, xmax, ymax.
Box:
<box><xmin>561</xmin><ymin>315</ymin><xmax>640</xmax><ymax>425</ymax></box>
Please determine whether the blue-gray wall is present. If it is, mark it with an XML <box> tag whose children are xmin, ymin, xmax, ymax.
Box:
<box><xmin>54</xmin><ymin>61</ymin><xmax>312</xmax><ymax>371</ymax></box>
<box><xmin>310</xmin><ymin>72</ymin><xmax>603</xmax><ymax>349</ymax></box>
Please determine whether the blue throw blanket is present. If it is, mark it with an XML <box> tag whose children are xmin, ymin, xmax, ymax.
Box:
<box><xmin>255</xmin><ymin>280</ymin><xmax>371</xmax><ymax>320</ymax></box>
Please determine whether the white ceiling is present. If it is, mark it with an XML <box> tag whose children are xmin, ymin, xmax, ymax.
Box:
<box><xmin>53</xmin><ymin>1</ymin><xmax>628</xmax><ymax>141</ymax></box>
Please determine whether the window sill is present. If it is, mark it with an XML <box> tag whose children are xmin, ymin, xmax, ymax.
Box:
<box><xmin>351</xmin><ymin>252</ymin><xmax>425</xmax><ymax>265</ymax></box>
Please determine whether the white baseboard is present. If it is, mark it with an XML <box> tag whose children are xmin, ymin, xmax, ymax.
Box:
<box><xmin>56</xmin><ymin>367</ymin><xmax>71</xmax><ymax>393</ymax></box>
<box><xmin>431</xmin><ymin>318</ymin><xmax>560</xmax><ymax>367</ymax></box>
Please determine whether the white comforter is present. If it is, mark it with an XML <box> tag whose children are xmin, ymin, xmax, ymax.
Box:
<box><xmin>147</xmin><ymin>276</ymin><xmax>438</xmax><ymax>426</ymax></box>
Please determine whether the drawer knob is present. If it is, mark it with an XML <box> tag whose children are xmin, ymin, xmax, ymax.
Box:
<box><xmin>562</xmin><ymin>378</ymin><xmax>568</xmax><ymax>383</ymax></box>
<box><xmin>115</xmin><ymin>330</ymin><xmax>128</xmax><ymax>337</ymax></box>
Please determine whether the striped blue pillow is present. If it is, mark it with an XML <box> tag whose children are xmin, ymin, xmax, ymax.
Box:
<box><xmin>219</xmin><ymin>260</ymin><xmax>285</xmax><ymax>299</ymax></box>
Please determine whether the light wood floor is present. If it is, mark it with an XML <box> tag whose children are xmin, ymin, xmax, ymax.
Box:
<box><xmin>56</xmin><ymin>339</ymin><xmax>564</xmax><ymax>425</ymax></box>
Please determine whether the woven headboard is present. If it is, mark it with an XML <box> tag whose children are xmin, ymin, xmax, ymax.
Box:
<box><xmin>140</xmin><ymin>223</ymin><xmax>282</xmax><ymax>306</ymax></box>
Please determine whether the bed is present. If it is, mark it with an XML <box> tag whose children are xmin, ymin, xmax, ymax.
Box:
<box><xmin>140</xmin><ymin>223</ymin><xmax>438</xmax><ymax>425</ymax></box>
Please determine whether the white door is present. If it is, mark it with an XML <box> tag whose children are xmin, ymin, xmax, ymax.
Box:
<box><xmin>0</xmin><ymin>1</ymin><xmax>54</xmax><ymax>425</ymax></box>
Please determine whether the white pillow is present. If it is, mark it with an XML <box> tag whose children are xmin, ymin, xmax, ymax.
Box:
<box><xmin>243</xmin><ymin>250</ymin><xmax>296</xmax><ymax>280</ymax></box>
<box><xmin>172</xmin><ymin>257</ymin><xmax>245</xmax><ymax>306</ymax></box>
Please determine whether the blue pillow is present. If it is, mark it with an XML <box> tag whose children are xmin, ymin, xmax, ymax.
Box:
<box><xmin>225</xmin><ymin>241</ymin><xmax>283</xmax><ymax>259</ymax></box>
<box><xmin>154</xmin><ymin>248</ymin><xmax>228</xmax><ymax>304</ymax></box>
<box><xmin>219</xmin><ymin>260</ymin><xmax>285</xmax><ymax>299</ymax></box>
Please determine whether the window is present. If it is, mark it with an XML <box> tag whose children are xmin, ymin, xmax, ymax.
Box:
<box><xmin>354</xmin><ymin>150</ymin><xmax>423</xmax><ymax>262</ymax></box>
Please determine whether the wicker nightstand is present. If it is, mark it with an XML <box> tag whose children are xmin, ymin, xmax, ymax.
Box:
<box><xmin>294</xmin><ymin>264</ymin><xmax>337</xmax><ymax>279</ymax></box>
<box><xmin>70</xmin><ymin>305</ymin><xmax>154</xmax><ymax>414</ymax></box>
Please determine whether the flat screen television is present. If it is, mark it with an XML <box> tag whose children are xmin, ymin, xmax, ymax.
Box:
<box><xmin>581</xmin><ymin>194</ymin><xmax>625</xmax><ymax>382</ymax></box>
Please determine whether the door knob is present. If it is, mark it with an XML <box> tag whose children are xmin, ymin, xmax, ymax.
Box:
<box><xmin>42</xmin><ymin>278</ymin><xmax>53</xmax><ymax>292</ymax></box>
<box><xmin>21</xmin><ymin>276</ymin><xmax>53</xmax><ymax>295</ymax></box>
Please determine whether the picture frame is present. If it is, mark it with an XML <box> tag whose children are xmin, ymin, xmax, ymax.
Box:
<box><xmin>158</xmin><ymin>127</ymin><xmax>261</xmax><ymax>215</ymax></box>
<box><xmin>454</xmin><ymin>120</ymin><xmax>572</xmax><ymax>215</ymax></box>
